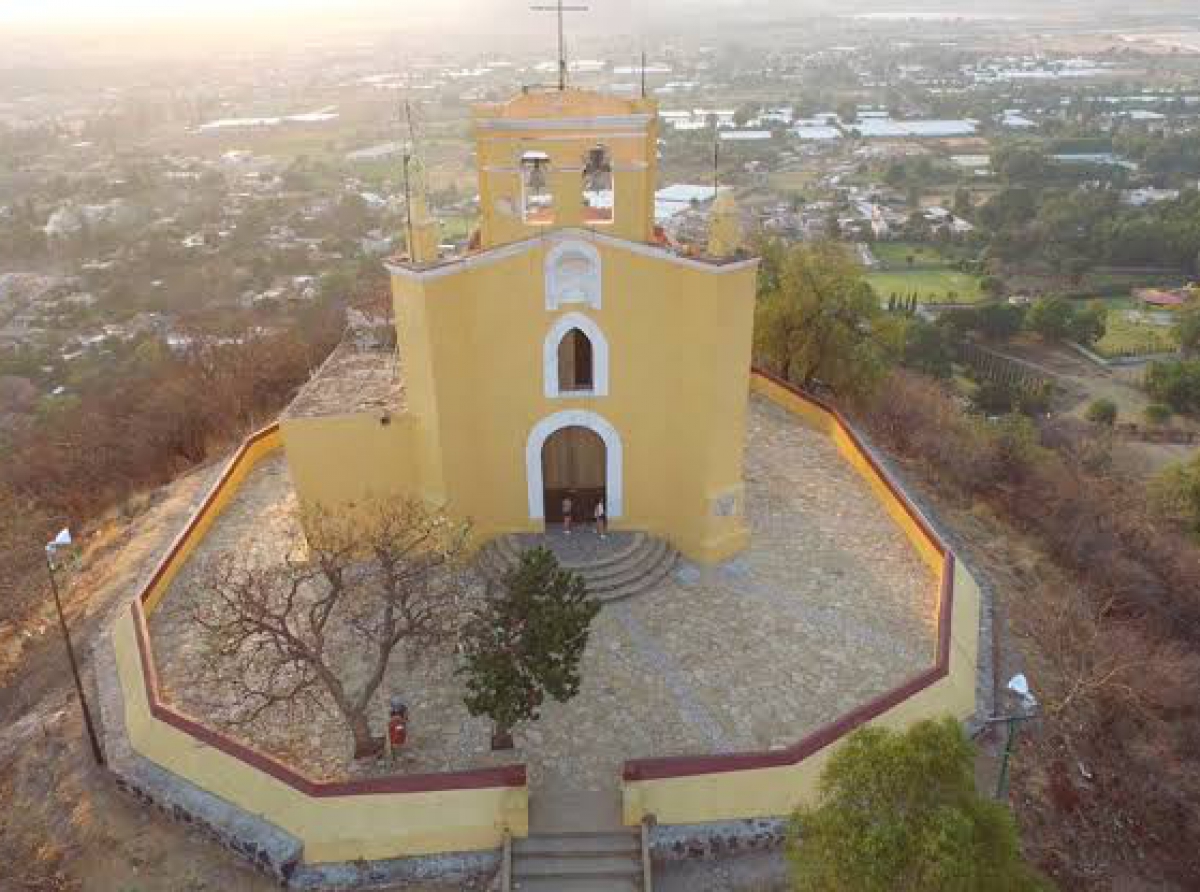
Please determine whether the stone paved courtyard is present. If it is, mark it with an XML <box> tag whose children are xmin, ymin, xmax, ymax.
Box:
<box><xmin>149</xmin><ymin>395</ymin><xmax>937</xmax><ymax>804</ymax></box>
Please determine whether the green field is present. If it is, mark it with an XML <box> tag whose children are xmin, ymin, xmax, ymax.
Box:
<box><xmin>1093</xmin><ymin>297</ymin><xmax>1179</xmax><ymax>358</ymax></box>
<box><xmin>767</xmin><ymin>170</ymin><xmax>818</xmax><ymax>192</ymax></box>
<box><xmin>866</xmin><ymin>269</ymin><xmax>985</xmax><ymax>305</ymax></box>
<box><xmin>871</xmin><ymin>242</ymin><xmax>947</xmax><ymax>268</ymax></box>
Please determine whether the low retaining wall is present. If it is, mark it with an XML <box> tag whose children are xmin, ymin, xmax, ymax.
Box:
<box><xmin>621</xmin><ymin>369</ymin><xmax>981</xmax><ymax>827</ymax></box>
<box><xmin>102</xmin><ymin>422</ymin><xmax>529</xmax><ymax>878</ymax></box>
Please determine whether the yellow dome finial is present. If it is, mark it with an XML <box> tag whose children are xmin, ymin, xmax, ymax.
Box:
<box><xmin>707</xmin><ymin>190</ymin><xmax>744</xmax><ymax>258</ymax></box>
<box><xmin>408</xmin><ymin>189</ymin><xmax>440</xmax><ymax>265</ymax></box>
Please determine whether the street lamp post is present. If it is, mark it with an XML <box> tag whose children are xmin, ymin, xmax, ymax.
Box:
<box><xmin>993</xmin><ymin>673</ymin><xmax>1038</xmax><ymax>800</ymax></box>
<box><xmin>45</xmin><ymin>529</ymin><xmax>105</xmax><ymax>766</ymax></box>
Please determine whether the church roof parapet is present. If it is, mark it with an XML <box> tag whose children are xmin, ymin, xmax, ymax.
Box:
<box><xmin>284</xmin><ymin>336</ymin><xmax>403</xmax><ymax>420</ymax></box>
<box><xmin>472</xmin><ymin>87</ymin><xmax>655</xmax><ymax>125</ymax></box>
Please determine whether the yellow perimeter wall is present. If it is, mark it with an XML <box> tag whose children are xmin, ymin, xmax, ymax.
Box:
<box><xmin>124</xmin><ymin>426</ymin><xmax>528</xmax><ymax>865</ymax></box>
<box><xmin>113</xmin><ymin>609</ymin><xmax>527</xmax><ymax>862</ymax></box>
<box><xmin>621</xmin><ymin>373</ymin><xmax>980</xmax><ymax>826</ymax></box>
<box><xmin>124</xmin><ymin>374</ymin><xmax>975</xmax><ymax>857</ymax></box>
<box><xmin>141</xmin><ymin>428</ymin><xmax>283</xmax><ymax>614</ymax></box>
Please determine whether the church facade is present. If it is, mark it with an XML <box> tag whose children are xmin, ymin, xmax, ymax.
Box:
<box><xmin>281</xmin><ymin>88</ymin><xmax>758</xmax><ymax>563</ymax></box>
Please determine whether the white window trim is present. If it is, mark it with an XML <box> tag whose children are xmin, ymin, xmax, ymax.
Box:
<box><xmin>544</xmin><ymin>239</ymin><xmax>602</xmax><ymax>310</ymax></box>
<box><xmin>543</xmin><ymin>312</ymin><xmax>609</xmax><ymax>399</ymax></box>
<box><xmin>526</xmin><ymin>409</ymin><xmax>623</xmax><ymax>520</ymax></box>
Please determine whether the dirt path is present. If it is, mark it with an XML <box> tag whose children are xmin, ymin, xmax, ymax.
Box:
<box><xmin>0</xmin><ymin>460</ymin><xmax>291</xmax><ymax>890</ymax></box>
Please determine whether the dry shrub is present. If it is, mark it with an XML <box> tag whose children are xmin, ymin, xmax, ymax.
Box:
<box><xmin>0</xmin><ymin>321</ymin><xmax>339</xmax><ymax>630</ymax></box>
<box><xmin>861</xmin><ymin>369</ymin><xmax>1200</xmax><ymax>889</ymax></box>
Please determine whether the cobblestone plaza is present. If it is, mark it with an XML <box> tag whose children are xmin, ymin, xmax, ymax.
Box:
<box><xmin>149</xmin><ymin>395</ymin><xmax>937</xmax><ymax>802</ymax></box>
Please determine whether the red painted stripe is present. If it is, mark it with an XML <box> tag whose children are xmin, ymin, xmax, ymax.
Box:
<box><xmin>131</xmin><ymin>601</ymin><xmax>526</xmax><ymax>794</ymax></box>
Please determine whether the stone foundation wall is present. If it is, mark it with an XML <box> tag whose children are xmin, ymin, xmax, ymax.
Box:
<box><xmin>650</xmin><ymin>818</ymin><xmax>787</xmax><ymax>862</ymax></box>
<box><xmin>95</xmin><ymin>609</ymin><xmax>500</xmax><ymax>889</ymax></box>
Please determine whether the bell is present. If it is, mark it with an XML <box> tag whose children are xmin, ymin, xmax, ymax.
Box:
<box><xmin>583</xmin><ymin>146</ymin><xmax>611</xmax><ymax>190</ymax></box>
<box><xmin>524</xmin><ymin>157</ymin><xmax>548</xmax><ymax>191</ymax></box>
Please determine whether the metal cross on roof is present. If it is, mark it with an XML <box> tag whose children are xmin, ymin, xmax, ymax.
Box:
<box><xmin>530</xmin><ymin>0</ymin><xmax>588</xmax><ymax>91</ymax></box>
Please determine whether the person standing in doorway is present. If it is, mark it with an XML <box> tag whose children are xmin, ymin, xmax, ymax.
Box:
<box><xmin>594</xmin><ymin>498</ymin><xmax>606</xmax><ymax>538</ymax></box>
<box><xmin>561</xmin><ymin>494</ymin><xmax>574</xmax><ymax>534</ymax></box>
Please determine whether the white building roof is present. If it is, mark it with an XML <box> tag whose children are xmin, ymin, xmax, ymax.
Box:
<box><xmin>852</xmin><ymin>118</ymin><xmax>977</xmax><ymax>138</ymax></box>
<box><xmin>719</xmin><ymin>130</ymin><xmax>772</xmax><ymax>141</ymax></box>
<box><xmin>792</xmin><ymin>124</ymin><xmax>842</xmax><ymax>141</ymax></box>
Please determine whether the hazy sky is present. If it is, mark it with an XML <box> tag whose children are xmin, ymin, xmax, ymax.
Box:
<box><xmin>1</xmin><ymin>0</ymin><xmax>1194</xmax><ymax>32</ymax></box>
<box><xmin>0</xmin><ymin>0</ymin><xmax>347</xmax><ymax>23</ymax></box>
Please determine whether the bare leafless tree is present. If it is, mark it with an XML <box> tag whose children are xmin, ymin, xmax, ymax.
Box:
<box><xmin>193</xmin><ymin>497</ymin><xmax>474</xmax><ymax>758</ymax></box>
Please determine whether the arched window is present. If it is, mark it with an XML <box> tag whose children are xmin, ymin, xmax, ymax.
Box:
<box><xmin>557</xmin><ymin>328</ymin><xmax>594</xmax><ymax>392</ymax></box>
<box><xmin>581</xmin><ymin>144</ymin><xmax>613</xmax><ymax>223</ymax></box>
<box><xmin>543</xmin><ymin>312</ymin><xmax>608</xmax><ymax>398</ymax></box>
<box><xmin>521</xmin><ymin>150</ymin><xmax>554</xmax><ymax>224</ymax></box>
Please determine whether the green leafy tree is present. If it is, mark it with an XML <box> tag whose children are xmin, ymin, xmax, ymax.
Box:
<box><xmin>788</xmin><ymin>717</ymin><xmax>1049</xmax><ymax>892</ymax></box>
<box><xmin>953</xmin><ymin>186</ymin><xmax>974</xmax><ymax>219</ymax></box>
<box><xmin>1027</xmin><ymin>296</ymin><xmax>1075</xmax><ymax>342</ymax></box>
<box><xmin>901</xmin><ymin>318</ymin><xmax>953</xmax><ymax>380</ymax></box>
<box><xmin>993</xmin><ymin>145</ymin><xmax>1051</xmax><ymax>184</ymax></box>
<box><xmin>1149</xmin><ymin>451</ymin><xmax>1200</xmax><ymax>536</ymax></box>
<box><xmin>1145</xmin><ymin>359</ymin><xmax>1200</xmax><ymax>416</ymax></box>
<box><xmin>458</xmin><ymin>547</ymin><xmax>599</xmax><ymax>748</ymax></box>
<box><xmin>1145</xmin><ymin>402</ymin><xmax>1173</xmax><ymax>425</ymax></box>
<box><xmin>1086</xmin><ymin>398</ymin><xmax>1118</xmax><ymax>426</ymax></box>
<box><xmin>755</xmin><ymin>241</ymin><xmax>894</xmax><ymax>399</ymax></box>
<box><xmin>1067</xmin><ymin>302</ymin><xmax>1107</xmax><ymax>347</ymax></box>
<box><xmin>946</xmin><ymin>302</ymin><xmax>1025</xmax><ymax>342</ymax></box>
<box><xmin>733</xmin><ymin>102</ymin><xmax>760</xmax><ymax>127</ymax></box>
<box><xmin>751</xmin><ymin>234</ymin><xmax>788</xmax><ymax>298</ymax></box>
<box><xmin>970</xmin><ymin>379</ymin><xmax>1018</xmax><ymax>416</ymax></box>
<box><xmin>1175</xmin><ymin>304</ymin><xmax>1200</xmax><ymax>354</ymax></box>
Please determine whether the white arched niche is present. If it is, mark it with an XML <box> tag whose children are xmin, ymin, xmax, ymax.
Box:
<box><xmin>526</xmin><ymin>409</ymin><xmax>623</xmax><ymax>520</ymax></box>
<box><xmin>543</xmin><ymin>311</ymin><xmax>609</xmax><ymax>398</ymax></box>
<box><xmin>544</xmin><ymin>239</ymin><xmax>601</xmax><ymax>311</ymax></box>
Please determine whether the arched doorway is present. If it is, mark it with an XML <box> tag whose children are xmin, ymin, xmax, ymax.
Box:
<box><xmin>541</xmin><ymin>426</ymin><xmax>605</xmax><ymax>523</ymax></box>
<box><xmin>526</xmin><ymin>410</ymin><xmax>623</xmax><ymax>522</ymax></box>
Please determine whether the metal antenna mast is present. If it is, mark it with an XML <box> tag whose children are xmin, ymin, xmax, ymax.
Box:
<box><xmin>530</xmin><ymin>0</ymin><xmax>588</xmax><ymax>90</ymax></box>
<box><xmin>712</xmin><ymin>132</ymin><xmax>720</xmax><ymax>194</ymax></box>
<box><xmin>401</xmin><ymin>99</ymin><xmax>416</xmax><ymax>258</ymax></box>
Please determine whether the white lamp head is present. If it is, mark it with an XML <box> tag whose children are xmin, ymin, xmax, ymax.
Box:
<box><xmin>1007</xmin><ymin>673</ymin><xmax>1038</xmax><ymax>709</ymax></box>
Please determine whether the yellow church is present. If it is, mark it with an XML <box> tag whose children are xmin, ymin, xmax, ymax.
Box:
<box><xmin>280</xmin><ymin>87</ymin><xmax>758</xmax><ymax>564</ymax></box>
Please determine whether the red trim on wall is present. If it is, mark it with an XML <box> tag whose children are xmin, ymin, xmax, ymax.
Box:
<box><xmin>130</xmin><ymin>600</ymin><xmax>525</xmax><ymax>795</ymax></box>
<box><xmin>621</xmin><ymin>369</ymin><xmax>958</xmax><ymax>783</ymax></box>
<box><xmin>126</xmin><ymin>371</ymin><xmax>956</xmax><ymax>795</ymax></box>
<box><xmin>127</xmin><ymin>423</ymin><xmax>526</xmax><ymax>797</ymax></box>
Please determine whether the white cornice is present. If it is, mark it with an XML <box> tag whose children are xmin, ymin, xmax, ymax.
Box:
<box><xmin>385</xmin><ymin>229</ymin><xmax>758</xmax><ymax>283</ymax></box>
<box><xmin>475</xmin><ymin>114</ymin><xmax>653</xmax><ymax>133</ymax></box>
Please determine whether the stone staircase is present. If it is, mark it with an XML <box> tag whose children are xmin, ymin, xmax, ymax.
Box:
<box><xmin>476</xmin><ymin>531</ymin><xmax>679</xmax><ymax>603</ymax></box>
<box><xmin>511</xmin><ymin>830</ymin><xmax>644</xmax><ymax>891</ymax></box>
